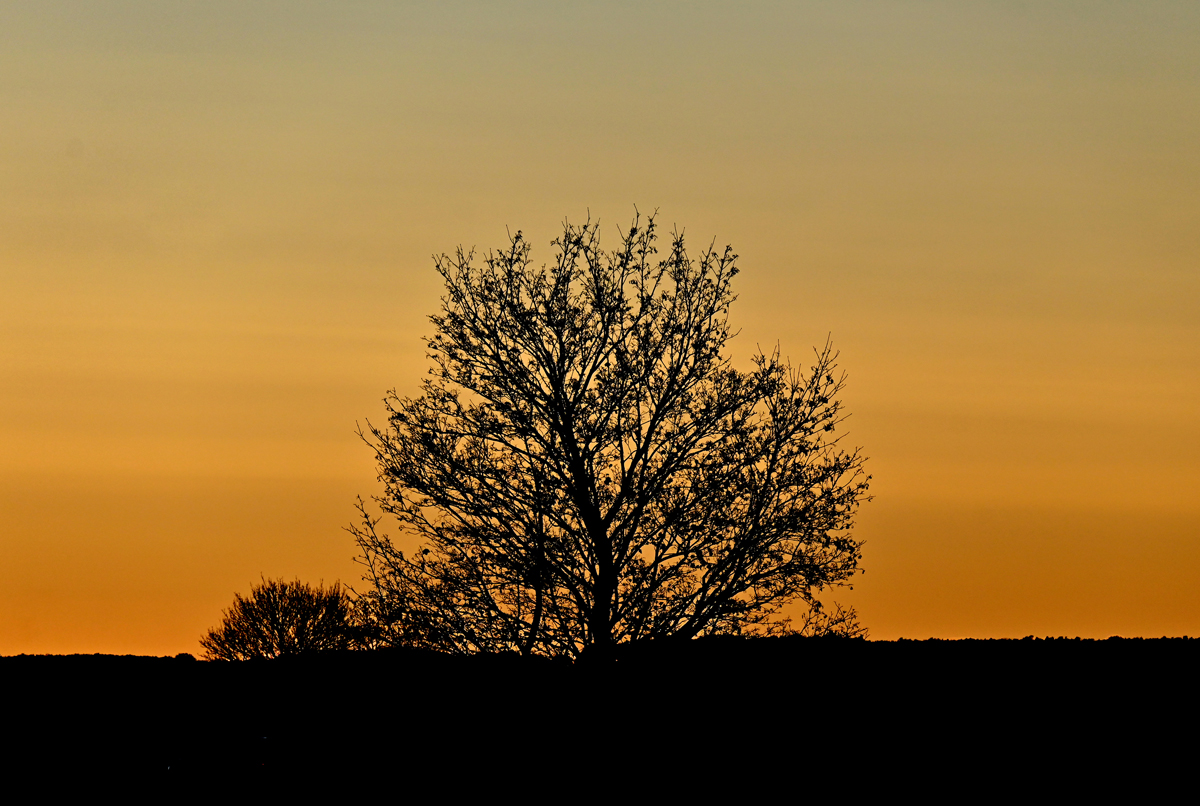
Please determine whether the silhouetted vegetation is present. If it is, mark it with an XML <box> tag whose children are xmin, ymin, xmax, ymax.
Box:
<box><xmin>4</xmin><ymin>636</ymin><xmax>1195</xmax><ymax>778</ymax></box>
<box><xmin>351</xmin><ymin>211</ymin><xmax>871</xmax><ymax>658</ymax></box>
<box><xmin>200</xmin><ymin>577</ymin><xmax>354</xmax><ymax>660</ymax></box>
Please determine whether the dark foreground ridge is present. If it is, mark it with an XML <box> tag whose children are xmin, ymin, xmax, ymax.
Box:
<box><xmin>5</xmin><ymin>636</ymin><xmax>1196</xmax><ymax>782</ymax></box>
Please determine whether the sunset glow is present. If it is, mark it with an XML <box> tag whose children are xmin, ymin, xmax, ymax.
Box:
<box><xmin>2</xmin><ymin>2</ymin><xmax>1197</xmax><ymax>654</ymax></box>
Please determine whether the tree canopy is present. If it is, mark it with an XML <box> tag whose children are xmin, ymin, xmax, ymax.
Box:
<box><xmin>352</xmin><ymin>213</ymin><xmax>870</xmax><ymax>658</ymax></box>
<box><xmin>200</xmin><ymin>578</ymin><xmax>354</xmax><ymax>660</ymax></box>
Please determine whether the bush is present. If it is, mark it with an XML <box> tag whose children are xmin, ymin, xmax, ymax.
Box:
<box><xmin>200</xmin><ymin>578</ymin><xmax>354</xmax><ymax>660</ymax></box>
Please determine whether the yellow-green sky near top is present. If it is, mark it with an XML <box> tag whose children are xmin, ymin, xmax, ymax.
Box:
<box><xmin>2</xmin><ymin>2</ymin><xmax>1198</xmax><ymax>654</ymax></box>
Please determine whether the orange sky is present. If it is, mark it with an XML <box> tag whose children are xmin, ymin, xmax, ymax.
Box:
<box><xmin>2</xmin><ymin>2</ymin><xmax>1198</xmax><ymax>654</ymax></box>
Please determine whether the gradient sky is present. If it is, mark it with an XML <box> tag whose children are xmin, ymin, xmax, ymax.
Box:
<box><xmin>2</xmin><ymin>1</ymin><xmax>1197</xmax><ymax>654</ymax></box>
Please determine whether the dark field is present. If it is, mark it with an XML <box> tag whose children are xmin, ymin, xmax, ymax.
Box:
<box><xmin>4</xmin><ymin>636</ymin><xmax>1194</xmax><ymax>785</ymax></box>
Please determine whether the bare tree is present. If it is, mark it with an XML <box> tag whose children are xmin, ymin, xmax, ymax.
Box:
<box><xmin>351</xmin><ymin>212</ymin><xmax>870</xmax><ymax>658</ymax></box>
<box><xmin>201</xmin><ymin>578</ymin><xmax>354</xmax><ymax>660</ymax></box>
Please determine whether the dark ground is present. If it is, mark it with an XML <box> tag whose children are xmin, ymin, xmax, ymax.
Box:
<box><xmin>3</xmin><ymin>636</ymin><xmax>1195</xmax><ymax>788</ymax></box>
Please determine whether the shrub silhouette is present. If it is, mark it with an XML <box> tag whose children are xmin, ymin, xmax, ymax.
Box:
<box><xmin>201</xmin><ymin>578</ymin><xmax>353</xmax><ymax>660</ymax></box>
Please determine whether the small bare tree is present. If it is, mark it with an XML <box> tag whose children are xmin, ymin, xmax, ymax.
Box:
<box><xmin>201</xmin><ymin>578</ymin><xmax>354</xmax><ymax>660</ymax></box>
<box><xmin>352</xmin><ymin>212</ymin><xmax>870</xmax><ymax>658</ymax></box>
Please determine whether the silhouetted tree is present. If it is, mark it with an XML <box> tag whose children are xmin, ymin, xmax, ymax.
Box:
<box><xmin>352</xmin><ymin>212</ymin><xmax>870</xmax><ymax>658</ymax></box>
<box><xmin>201</xmin><ymin>578</ymin><xmax>354</xmax><ymax>660</ymax></box>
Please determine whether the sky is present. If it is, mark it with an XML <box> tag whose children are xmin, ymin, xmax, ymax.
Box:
<box><xmin>2</xmin><ymin>1</ymin><xmax>1197</xmax><ymax>655</ymax></box>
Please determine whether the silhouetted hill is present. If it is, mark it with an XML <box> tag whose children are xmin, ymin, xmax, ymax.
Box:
<box><xmin>4</xmin><ymin>637</ymin><xmax>1195</xmax><ymax>786</ymax></box>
